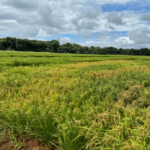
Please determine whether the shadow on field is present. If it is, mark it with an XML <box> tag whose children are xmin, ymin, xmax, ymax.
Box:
<box><xmin>6</xmin><ymin>60</ymin><xmax>48</xmax><ymax>67</ymax></box>
<box><xmin>0</xmin><ymin>55</ymin><xmax>57</xmax><ymax>58</ymax></box>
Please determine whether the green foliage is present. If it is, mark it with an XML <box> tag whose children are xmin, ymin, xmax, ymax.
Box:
<box><xmin>29</xmin><ymin>107</ymin><xmax>56</xmax><ymax>149</ymax></box>
<box><xmin>56</xmin><ymin>121</ymin><xmax>87</xmax><ymax>150</ymax></box>
<box><xmin>1</xmin><ymin>37</ymin><xmax>150</xmax><ymax>55</ymax></box>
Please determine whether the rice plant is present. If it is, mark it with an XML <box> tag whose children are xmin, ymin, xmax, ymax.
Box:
<box><xmin>1</xmin><ymin>51</ymin><xmax>150</xmax><ymax>149</ymax></box>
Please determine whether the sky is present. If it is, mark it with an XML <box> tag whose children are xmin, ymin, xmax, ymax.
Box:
<box><xmin>0</xmin><ymin>0</ymin><xmax>150</xmax><ymax>49</ymax></box>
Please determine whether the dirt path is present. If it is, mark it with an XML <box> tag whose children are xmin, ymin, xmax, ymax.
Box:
<box><xmin>0</xmin><ymin>138</ymin><xmax>57</xmax><ymax>150</ymax></box>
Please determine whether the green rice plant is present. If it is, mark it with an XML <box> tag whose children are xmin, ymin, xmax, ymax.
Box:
<box><xmin>56</xmin><ymin>121</ymin><xmax>87</xmax><ymax>150</ymax></box>
<box><xmin>29</xmin><ymin>106</ymin><xmax>56</xmax><ymax>150</ymax></box>
<box><xmin>0</xmin><ymin>108</ymin><xmax>28</xmax><ymax>139</ymax></box>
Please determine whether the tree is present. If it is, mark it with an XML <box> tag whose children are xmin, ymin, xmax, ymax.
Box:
<box><xmin>89</xmin><ymin>46</ymin><xmax>95</xmax><ymax>54</ymax></box>
<box><xmin>0</xmin><ymin>40</ymin><xmax>4</xmax><ymax>50</ymax></box>
<box><xmin>1</xmin><ymin>36</ymin><xmax>150</xmax><ymax>56</ymax></box>
<box><xmin>51</xmin><ymin>40</ymin><xmax>60</xmax><ymax>52</ymax></box>
<box><xmin>16</xmin><ymin>39</ymin><xmax>26</xmax><ymax>51</ymax></box>
<box><xmin>140</xmin><ymin>48</ymin><xmax>149</xmax><ymax>55</ymax></box>
<box><xmin>83</xmin><ymin>46</ymin><xmax>89</xmax><ymax>54</ymax></box>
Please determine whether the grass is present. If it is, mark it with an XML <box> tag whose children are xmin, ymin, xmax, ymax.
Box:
<box><xmin>1</xmin><ymin>51</ymin><xmax>150</xmax><ymax>149</ymax></box>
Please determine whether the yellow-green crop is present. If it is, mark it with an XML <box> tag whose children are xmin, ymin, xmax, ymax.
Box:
<box><xmin>1</xmin><ymin>51</ymin><xmax>150</xmax><ymax>150</ymax></box>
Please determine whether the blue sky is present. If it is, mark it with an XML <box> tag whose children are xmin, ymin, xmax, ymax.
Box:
<box><xmin>101</xmin><ymin>2</ymin><xmax>150</xmax><ymax>13</ymax></box>
<box><xmin>0</xmin><ymin>0</ymin><xmax>150</xmax><ymax>49</ymax></box>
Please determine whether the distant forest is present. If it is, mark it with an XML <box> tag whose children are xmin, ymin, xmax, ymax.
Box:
<box><xmin>0</xmin><ymin>37</ymin><xmax>150</xmax><ymax>55</ymax></box>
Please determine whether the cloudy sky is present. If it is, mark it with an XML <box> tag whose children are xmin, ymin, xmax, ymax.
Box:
<box><xmin>0</xmin><ymin>0</ymin><xmax>150</xmax><ymax>49</ymax></box>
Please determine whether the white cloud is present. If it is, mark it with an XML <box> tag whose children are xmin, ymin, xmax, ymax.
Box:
<box><xmin>106</xmin><ymin>11</ymin><xmax>126</xmax><ymax>25</ymax></box>
<box><xmin>83</xmin><ymin>0</ymin><xmax>138</xmax><ymax>5</ymax></box>
<box><xmin>141</xmin><ymin>12</ymin><xmax>150</xmax><ymax>21</ymax></box>
<box><xmin>78</xmin><ymin>37</ymin><xmax>135</xmax><ymax>49</ymax></box>
<box><xmin>114</xmin><ymin>37</ymin><xmax>135</xmax><ymax>48</ymax></box>
<box><xmin>79</xmin><ymin>30</ymin><xmax>93</xmax><ymax>39</ymax></box>
<box><xmin>95</xmin><ymin>32</ymin><xmax>123</xmax><ymax>40</ymax></box>
<box><xmin>1</xmin><ymin>0</ymin><xmax>40</xmax><ymax>11</ymax></box>
<box><xmin>17</xmin><ymin>27</ymin><xmax>39</xmax><ymax>39</ymax></box>
<box><xmin>59</xmin><ymin>37</ymin><xmax>73</xmax><ymax>45</ymax></box>
<box><xmin>79</xmin><ymin>40</ymin><xmax>112</xmax><ymax>47</ymax></box>
<box><xmin>0</xmin><ymin>0</ymin><xmax>150</xmax><ymax>48</ymax></box>
<box><xmin>128</xmin><ymin>28</ymin><xmax>150</xmax><ymax>44</ymax></box>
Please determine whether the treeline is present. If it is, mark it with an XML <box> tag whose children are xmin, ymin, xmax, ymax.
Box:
<box><xmin>0</xmin><ymin>37</ymin><xmax>150</xmax><ymax>55</ymax></box>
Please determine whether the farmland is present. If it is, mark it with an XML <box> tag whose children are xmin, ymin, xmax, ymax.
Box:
<box><xmin>1</xmin><ymin>51</ymin><xmax>150</xmax><ymax>150</ymax></box>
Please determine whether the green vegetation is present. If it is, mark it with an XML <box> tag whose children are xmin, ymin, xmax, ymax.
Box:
<box><xmin>1</xmin><ymin>37</ymin><xmax>150</xmax><ymax>55</ymax></box>
<box><xmin>1</xmin><ymin>51</ymin><xmax>150</xmax><ymax>149</ymax></box>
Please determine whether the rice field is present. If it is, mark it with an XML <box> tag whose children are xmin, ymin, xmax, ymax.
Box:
<box><xmin>1</xmin><ymin>51</ymin><xmax>150</xmax><ymax>150</ymax></box>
